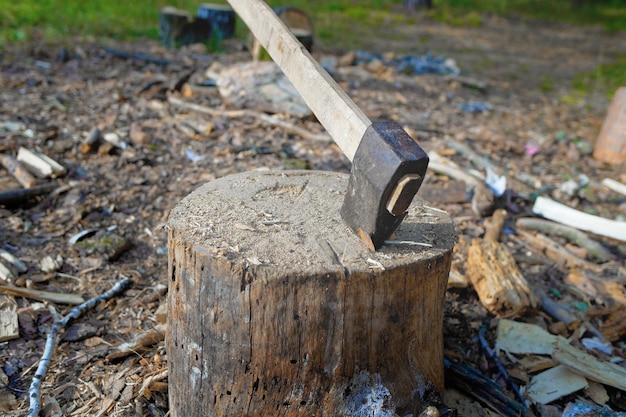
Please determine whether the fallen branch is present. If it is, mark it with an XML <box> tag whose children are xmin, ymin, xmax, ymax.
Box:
<box><xmin>478</xmin><ymin>325</ymin><xmax>527</xmax><ymax>408</ymax></box>
<box><xmin>0</xmin><ymin>284</ymin><xmax>83</xmax><ymax>304</ymax></box>
<box><xmin>517</xmin><ymin>229</ymin><xmax>603</xmax><ymax>272</ymax></box>
<box><xmin>0</xmin><ymin>183</ymin><xmax>58</xmax><ymax>206</ymax></box>
<box><xmin>532</xmin><ymin>196</ymin><xmax>626</xmax><ymax>242</ymax></box>
<box><xmin>168</xmin><ymin>96</ymin><xmax>332</xmax><ymax>142</ymax></box>
<box><xmin>104</xmin><ymin>47</ymin><xmax>170</xmax><ymax>66</ymax></box>
<box><xmin>28</xmin><ymin>276</ymin><xmax>133</xmax><ymax>417</ymax></box>
<box><xmin>428</xmin><ymin>151</ymin><xmax>494</xmax><ymax>217</ymax></box>
<box><xmin>516</xmin><ymin>218</ymin><xmax>612</xmax><ymax>262</ymax></box>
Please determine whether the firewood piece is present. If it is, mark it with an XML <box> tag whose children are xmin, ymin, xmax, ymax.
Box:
<box><xmin>532</xmin><ymin>196</ymin><xmax>626</xmax><ymax>243</ymax></box>
<box><xmin>553</xmin><ymin>337</ymin><xmax>626</xmax><ymax>391</ymax></box>
<box><xmin>601</xmin><ymin>178</ymin><xmax>626</xmax><ymax>196</ymax></box>
<box><xmin>0</xmin><ymin>154</ymin><xmax>38</xmax><ymax>187</ymax></box>
<box><xmin>484</xmin><ymin>208</ymin><xmax>507</xmax><ymax>242</ymax></box>
<box><xmin>0</xmin><ymin>295</ymin><xmax>18</xmax><ymax>342</ymax></box>
<box><xmin>516</xmin><ymin>218</ymin><xmax>612</xmax><ymax>262</ymax></box>
<box><xmin>466</xmin><ymin>210</ymin><xmax>537</xmax><ymax>317</ymax></box>
<box><xmin>0</xmin><ymin>250</ymin><xmax>27</xmax><ymax>274</ymax></box>
<box><xmin>16</xmin><ymin>147</ymin><xmax>66</xmax><ymax>178</ymax></box>
<box><xmin>167</xmin><ymin>170</ymin><xmax>456</xmax><ymax>416</ymax></box>
<box><xmin>597</xmin><ymin>306</ymin><xmax>626</xmax><ymax>342</ymax></box>
<box><xmin>80</xmin><ymin>128</ymin><xmax>101</xmax><ymax>154</ymax></box>
<box><xmin>593</xmin><ymin>86</ymin><xmax>626</xmax><ymax>165</ymax></box>
<box><xmin>0</xmin><ymin>183</ymin><xmax>58</xmax><ymax>206</ymax></box>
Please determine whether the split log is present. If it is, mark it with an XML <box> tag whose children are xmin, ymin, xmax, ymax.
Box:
<box><xmin>466</xmin><ymin>209</ymin><xmax>537</xmax><ymax>317</ymax></box>
<box><xmin>167</xmin><ymin>170</ymin><xmax>456</xmax><ymax>416</ymax></box>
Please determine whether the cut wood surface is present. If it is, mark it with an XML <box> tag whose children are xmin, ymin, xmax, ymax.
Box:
<box><xmin>167</xmin><ymin>170</ymin><xmax>456</xmax><ymax>416</ymax></box>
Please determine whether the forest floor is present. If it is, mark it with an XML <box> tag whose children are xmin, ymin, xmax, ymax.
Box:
<box><xmin>1</xmin><ymin>11</ymin><xmax>626</xmax><ymax>417</ymax></box>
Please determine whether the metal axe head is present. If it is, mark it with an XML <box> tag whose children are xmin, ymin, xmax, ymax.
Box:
<box><xmin>340</xmin><ymin>121</ymin><xmax>429</xmax><ymax>250</ymax></box>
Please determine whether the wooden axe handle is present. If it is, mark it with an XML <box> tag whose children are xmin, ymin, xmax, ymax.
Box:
<box><xmin>227</xmin><ymin>0</ymin><xmax>369</xmax><ymax>161</ymax></box>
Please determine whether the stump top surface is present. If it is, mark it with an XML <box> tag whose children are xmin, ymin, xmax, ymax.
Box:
<box><xmin>168</xmin><ymin>170</ymin><xmax>456</xmax><ymax>273</ymax></box>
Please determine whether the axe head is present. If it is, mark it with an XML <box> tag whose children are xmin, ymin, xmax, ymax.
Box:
<box><xmin>340</xmin><ymin>121</ymin><xmax>429</xmax><ymax>250</ymax></box>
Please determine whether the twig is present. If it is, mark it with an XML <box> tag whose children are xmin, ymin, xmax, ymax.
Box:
<box><xmin>0</xmin><ymin>183</ymin><xmax>58</xmax><ymax>206</ymax></box>
<box><xmin>104</xmin><ymin>47</ymin><xmax>170</xmax><ymax>66</ymax></box>
<box><xmin>168</xmin><ymin>96</ymin><xmax>332</xmax><ymax>142</ymax></box>
<box><xmin>516</xmin><ymin>218</ymin><xmax>612</xmax><ymax>262</ymax></box>
<box><xmin>28</xmin><ymin>277</ymin><xmax>133</xmax><ymax>417</ymax></box>
<box><xmin>0</xmin><ymin>284</ymin><xmax>83</xmax><ymax>304</ymax></box>
<box><xmin>478</xmin><ymin>324</ymin><xmax>527</xmax><ymax>408</ymax></box>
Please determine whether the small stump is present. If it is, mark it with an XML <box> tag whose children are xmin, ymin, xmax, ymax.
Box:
<box><xmin>167</xmin><ymin>170</ymin><xmax>456</xmax><ymax>416</ymax></box>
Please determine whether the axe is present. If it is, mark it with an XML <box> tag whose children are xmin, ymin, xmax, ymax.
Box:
<box><xmin>227</xmin><ymin>0</ymin><xmax>429</xmax><ymax>250</ymax></box>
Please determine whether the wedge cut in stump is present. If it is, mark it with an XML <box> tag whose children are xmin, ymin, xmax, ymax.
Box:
<box><xmin>167</xmin><ymin>170</ymin><xmax>456</xmax><ymax>416</ymax></box>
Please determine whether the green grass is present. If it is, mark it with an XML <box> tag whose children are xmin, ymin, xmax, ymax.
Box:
<box><xmin>571</xmin><ymin>54</ymin><xmax>626</xmax><ymax>99</ymax></box>
<box><xmin>1</xmin><ymin>0</ymin><xmax>626</xmax><ymax>48</ymax></box>
<box><xmin>433</xmin><ymin>0</ymin><xmax>626</xmax><ymax>32</ymax></box>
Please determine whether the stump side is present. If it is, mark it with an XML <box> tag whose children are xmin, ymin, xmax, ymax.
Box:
<box><xmin>167</xmin><ymin>170</ymin><xmax>456</xmax><ymax>416</ymax></box>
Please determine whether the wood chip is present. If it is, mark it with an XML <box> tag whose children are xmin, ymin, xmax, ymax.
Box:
<box><xmin>0</xmin><ymin>295</ymin><xmax>19</xmax><ymax>342</ymax></box>
<box><xmin>525</xmin><ymin>365</ymin><xmax>588</xmax><ymax>404</ymax></box>
<box><xmin>553</xmin><ymin>337</ymin><xmax>626</xmax><ymax>391</ymax></box>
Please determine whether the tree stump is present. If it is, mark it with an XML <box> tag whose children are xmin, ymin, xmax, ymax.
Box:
<box><xmin>167</xmin><ymin>170</ymin><xmax>456</xmax><ymax>416</ymax></box>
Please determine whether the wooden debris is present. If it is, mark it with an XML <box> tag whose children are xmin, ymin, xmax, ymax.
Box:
<box><xmin>601</xmin><ymin>178</ymin><xmax>626</xmax><ymax>196</ymax></box>
<box><xmin>16</xmin><ymin>147</ymin><xmax>66</xmax><ymax>178</ymax></box>
<box><xmin>0</xmin><ymin>295</ymin><xmax>19</xmax><ymax>342</ymax></box>
<box><xmin>584</xmin><ymin>381</ymin><xmax>610</xmax><ymax>405</ymax></box>
<box><xmin>0</xmin><ymin>261</ymin><xmax>15</xmax><ymax>282</ymax></box>
<box><xmin>524</xmin><ymin>365</ymin><xmax>588</xmax><ymax>405</ymax></box>
<box><xmin>532</xmin><ymin>196</ymin><xmax>626</xmax><ymax>243</ymax></box>
<box><xmin>466</xmin><ymin>210</ymin><xmax>537</xmax><ymax>317</ymax></box>
<box><xmin>517</xmin><ymin>229</ymin><xmax>603</xmax><ymax>272</ymax></box>
<box><xmin>534</xmin><ymin>286</ymin><xmax>582</xmax><ymax>331</ymax></box>
<box><xmin>0</xmin><ymin>250</ymin><xmax>27</xmax><ymax>274</ymax></box>
<box><xmin>553</xmin><ymin>337</ymin><xmax>626</xmax><ymax>391</ymax></box>
<box><xmin>444</xmin><ymin>357</ymin><xmax>527</xmax><ymax>416</ymax></box>
<box><xmin>216</xmin><ymin>61</ymin><xmax>312</xmax><ymax>117</ymax></box>
<box><xmin>0</xmin><ymin>183</ymin><xmax>58</xmax><ymax>206</ymax></box>
<box><xmin>0</xmin><ymin>154</ymin><xmax>38</xmax><ymax>187</ymax></box>
<box><xmin>27</xmin><ymin>277</ymin><xmax>133</xmax><ymax>417</ymax></box>
<box><xmin>168</xmin><ymin>96</ymin><xmax>331</xmax><ymax>142</ymax></box>
<box><xmin>516</xmin><ymin>218</ymin><xmax>612</xmax><ymax>262</ymax></box>
<box><xmin>596</xmin><ymin>306</ymin><xmax>626</xmax><ymax>341</ymax></box>
<box><xmin>593</xmin><ymin>86</ymin><xmax>626</xmax><ymax>165</ymax></box>
<box><xmin>0</xmin><ymin>285</ymin><xmax>84</xmax><ymax>305</ymax></box>
<box><xmin>79</xmin><ymin>128</ymin><xmax>101</xmax><ymax>154</ymax></box>
<box><xmin>106</xmin><ymin>325</ymin><xmax>165</xmax><ymax>361</ymax></box>
<box><xmin>496</xmin><ymin>319</ymin><xmax>562</xmax><ymax>356</ymax></box>
<box><xmin>428</xmin><ymin>151</ymin><xmax>494</xmax><ymax>217</ymax></box>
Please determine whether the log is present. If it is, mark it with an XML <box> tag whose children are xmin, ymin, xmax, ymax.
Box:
<box><xmin>593</xmin><ymin>86</ymin><xmax>626</xmax><ymax>165</ymax></box>
<box><xmin>167</xmin><ymin>170</ymin><xmax>456</xmax><ymax>417</ymax></box>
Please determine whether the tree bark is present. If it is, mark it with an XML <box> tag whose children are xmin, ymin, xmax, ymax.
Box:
<box><xmin>167</xmin><ymin>170</ymin><xmax>456</xmax><ymax>416</ymax></box>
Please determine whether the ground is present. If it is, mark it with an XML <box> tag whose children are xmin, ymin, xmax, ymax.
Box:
<box><xmin>1</xmin><ymin>11</ymin><xmax>626</xmax><ymax>417</ymax></box>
